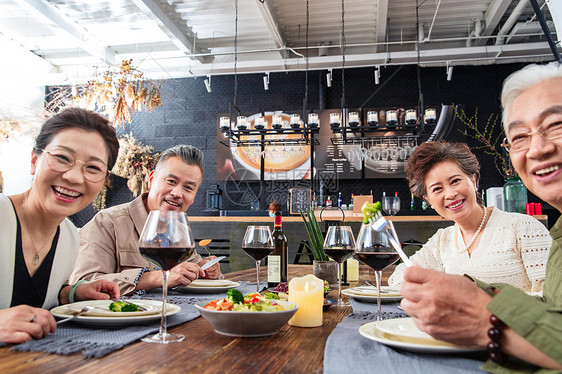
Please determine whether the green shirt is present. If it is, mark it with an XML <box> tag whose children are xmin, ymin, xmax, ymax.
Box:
<box><xmin>478</xmin><ymin>216</ymin><xmax>562</xmax><ymax>373</ymax></box>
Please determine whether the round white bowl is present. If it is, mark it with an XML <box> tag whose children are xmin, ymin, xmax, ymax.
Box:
<box><xmin>194</xmin><ymin>300</ymin><xmax>298</xmax><ymax>337</ymax></box>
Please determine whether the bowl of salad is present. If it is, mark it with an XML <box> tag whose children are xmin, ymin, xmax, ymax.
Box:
<box><xmin>194</xmin><ymin>290</ymin><xmax>298</xmax><ymax>337</ymax></box>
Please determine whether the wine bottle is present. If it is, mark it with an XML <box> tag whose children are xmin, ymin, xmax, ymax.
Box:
<box><xmin>338</xmin><ymin>192</ymin><xmax>343</xmax><ymax>207</ymax></box>
<box><xmin>268</xmin><ymin>211</ymin><xmax>288</xmax><ymax>288</ymax></box>
<box><xmin>410</xmin><ymin>193</ymin><xmax>416</xmax><ymax>210</ymax></box>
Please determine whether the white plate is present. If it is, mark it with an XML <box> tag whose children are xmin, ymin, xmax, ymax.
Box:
<box><xmin>177</xmin><ymin>280</ymin><xmax>241</xmax><ymax>293</ymax></box>
<box><xmin>359</xmin><ymin>318</ymin><xmax>484</xmax><ymax>354</ymax></box>
<box><xmin>51</xmin><ymin>300</ymin><xmax>180</xmax><ymax>327</ymax></box>
<box><xmin>342</xmin><ymin>287</ymin><xmax>402</xmax><ymax>302</ymax></box>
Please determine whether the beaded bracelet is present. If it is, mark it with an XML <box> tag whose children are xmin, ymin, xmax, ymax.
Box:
<box><xmin>487</xmin><ymin>314</ymin><xmax>507</xmax><ymax>364</ymax></box>
<box><xmin>69</xmin><ymin>280</ymin><xmax>87</xmax><ymax>304</ymax></box>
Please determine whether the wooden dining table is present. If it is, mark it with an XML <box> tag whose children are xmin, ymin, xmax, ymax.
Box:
<box><xmin>0</xmin><ymin>264</ymin><xmax>394</xmax><ymax>374</ymax></box>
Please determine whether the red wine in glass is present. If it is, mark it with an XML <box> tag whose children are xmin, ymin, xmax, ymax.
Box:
<box><xmin>324</xmin><ymin>247</ymin><xmax>355</xmax><ymax>263</ymax></box>
<box><xmin>140</xmin><ymin>247</ymin><xmax>195</xmax><ymax>271</ymax></box>
<box><xmin>354</xmin><ymin>251</ymin><xmax>399</xmax><ymax>271</ymax></box>
<box><xmin>242</xmin><ymin>246</ymin><xmax>272</xmax><ymax>261</ymax></box>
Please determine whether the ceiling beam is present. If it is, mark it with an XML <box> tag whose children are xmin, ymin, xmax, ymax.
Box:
<box><xmin>19</xmin><ymin>0</ymin><xmax>116</xmax><ymax>65</ymax></box>
<box><xmin>475</xmin><ymin>0</ymin><xmax>511</xmax><ymax>46</ymax></box>
<box><xmin>255</xmin><ymin>0</ymin><xmax>288</xmax><ymax>59</ymax></box>
<box><xmin>375</xmin><ymin>0</ymin><xmax>389</xmax><ymax>52</ymax></box>
<box><xmin>130</xmin><ymin>0</ymin><xmax>211</xmax><ymax>64</ymax></box>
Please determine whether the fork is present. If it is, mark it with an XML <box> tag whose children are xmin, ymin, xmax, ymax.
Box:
<box><xmin>371</xmin><ymin>211</ymin><xmax>413</xmax><ymax>267</ymax></box>
<box><xmin>57</xmin><ymin>305</ymin><xmax>94</xmax><ymax>324</ymax></box>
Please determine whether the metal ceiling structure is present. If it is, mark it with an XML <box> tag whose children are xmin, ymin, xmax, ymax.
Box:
<box><xmin>0</xmin><ymin>0</ymin><xmax>560</xmax><ymax>84</ymax></box>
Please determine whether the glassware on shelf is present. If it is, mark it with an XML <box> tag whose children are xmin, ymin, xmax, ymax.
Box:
<box><xmin>503</xmin><ymin>176</ymin><xmax>528</xmax><ymax>214</ymax></box>
<box><xmin>382</xmin><ymin>194</ymin><xmax>400</xmax><ymax>216</ymax></box>
<box><xmin>236</xmin><ymin>116</ymin><xmax>247</xmax><ymax>130</ymax></box>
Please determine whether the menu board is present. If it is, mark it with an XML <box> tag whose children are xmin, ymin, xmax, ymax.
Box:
<box><xmin>289</xmin><ymin>188</ymin><xmax>311</xmax><ymax>215</ymax></box>
<box><xmin>314</xmin><ymin>109</ymin><xmax>362</xmax><ymax>179</ymax></box>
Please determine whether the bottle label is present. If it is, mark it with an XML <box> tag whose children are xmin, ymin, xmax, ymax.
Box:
<box><xmin>268</xmin><ymin>255</ymin><xmax>281</xmax><ymax>282</ymax></box>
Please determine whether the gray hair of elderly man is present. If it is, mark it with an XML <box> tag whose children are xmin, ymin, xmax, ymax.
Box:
<box><xmin>155</xmin><ymin>144</ymin><xmax>204</xmax><ymax>177</ymax></box>
<box><xmin>501</xmin><ymin>61</ymin><xmax>562</xmax><ymax>132</ymax></box>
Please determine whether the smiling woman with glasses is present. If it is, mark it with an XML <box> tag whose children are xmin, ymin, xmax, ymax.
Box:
<box><xmin>0</xmin><ymin>107</ymin><xmax>121</xmax><ymax>344</ymax></box>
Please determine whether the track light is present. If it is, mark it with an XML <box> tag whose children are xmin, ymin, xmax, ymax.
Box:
<box><xmin>263</xmin><ymin>72</ymin><xmax>269</xmax><ymax>90</ymax></box>
<box><xmin>326</xmin><ymin>69</ymin><xmax>332</xmax><ymax>87</ymax></box>
<box><xmin>374</xmin><ymin>66</ymin><xmax>380</xmax><ymax>85</ymax></box>
<box><xmin>204</xmin><ymin>75</ymin><xmax>212</xmax><ymax>93</ymax></box>
<box><xmin>446</xmin><ymin>63</ymin><xmax>453</xmax><ymax>81</ymax></box>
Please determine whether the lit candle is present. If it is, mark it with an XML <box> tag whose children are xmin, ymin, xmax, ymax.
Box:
<box><xmin>288</xmin><ymin>274</ymin><xmax>323</xmax><ymax>327</ymax></box>
<box><xmin>290</xmin><ymin>114</ymin><xmax>301</xmax><ymax>128</ymax></box>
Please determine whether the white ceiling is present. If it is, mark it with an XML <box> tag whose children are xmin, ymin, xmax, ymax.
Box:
<box><xmin>0</xmin><ymin>0</ymin><xmax>559</xmax><ymax>84</ymax></box>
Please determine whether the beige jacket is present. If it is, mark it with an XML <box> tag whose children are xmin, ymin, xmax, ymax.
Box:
<box><xmin>69</xmin><ymin>194</ymin><xmax>202</xmax><ymax>295</ymax></box>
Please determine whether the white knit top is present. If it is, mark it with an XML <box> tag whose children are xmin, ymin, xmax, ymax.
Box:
<box><xmin>388</xmin><ymin>208</ymin><xmax>551</xmax><ymax>292</ymax></box>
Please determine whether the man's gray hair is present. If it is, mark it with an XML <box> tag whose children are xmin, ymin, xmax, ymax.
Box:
<box><xmin>502</xmin><ymin>62</ymin><xmax>562</xmax><ymax>132</ymax></box>
<box><xmin>155</xmin><ymin>144</ymin><xmax>204</xmax><ymax>176</ymax></box>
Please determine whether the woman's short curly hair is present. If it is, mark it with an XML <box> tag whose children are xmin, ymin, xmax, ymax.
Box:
<box><xmin>406</xmin><ymin>141</ymin><xmax>480</xmax><ymax>199</ymax></box>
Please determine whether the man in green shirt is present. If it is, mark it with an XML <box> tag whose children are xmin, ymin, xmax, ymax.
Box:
<box><xmin>400</xmin><ymin>62</ymin><xmax>562</xmax><ymax>372</ymax></box>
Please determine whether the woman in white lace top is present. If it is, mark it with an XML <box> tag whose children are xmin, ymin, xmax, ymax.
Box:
<box><xmin>388</xmin><ymin>141</ymin><xmax>551</xmax><ymax>292</ymax></box>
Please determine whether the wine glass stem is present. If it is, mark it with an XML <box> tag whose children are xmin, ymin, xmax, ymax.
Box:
<box><xmin>159</xmin><ymin>270</ymin><xmax>169</xmax><ymax>337</ymax></box>
<box><xmin>255</xmin><ymin>259</ymin><xmax>261</xmax><ymax>292</ymax></box>
<box><xmin>337</xmin><ymin>262</ymin><xmax>343</xmax><ymax>303</ymax></box>
<box><xmin>375</xmin><ymin>270</ymin><xmax>382</xmax><ymax>321</ymax></box>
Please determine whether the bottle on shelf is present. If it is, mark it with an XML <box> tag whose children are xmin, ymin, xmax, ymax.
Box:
<box><xmin>422</xmin><ymin>200</ymin><xmax>429</xmax><ymax>210</ymax></box>
<box><xmin>338</xmin><ymin>192</ymin><xmax>343</xmax><ymax>208</ymax></box>
<box><xmin>410</xmin><ymin>193</ymin><xmax>416</xmax><ymax>210</ymax></box>
<box><xmin>268</xmin><ymin>211</ymin><xmax>288</xmax><ymax>288</ymax></box>
<box><xmin>326</xmin><ymin>196</ymin><xmax>333</xmax><ymax>207</ymax></box>
<box><xmin>311</xmin><ymin>192</ymin><xmax>317</xmax><ymax>209</ymax></box>
<box><xmin>349</xmin><ymin>194</ymin><xmax>354</xmax><ymax>210</ymax></box>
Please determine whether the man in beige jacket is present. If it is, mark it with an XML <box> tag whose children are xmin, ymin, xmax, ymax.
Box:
<box><xmin>70</xmin><ymin>145</ymin><xmax>222</xmax><ymax>295</ymax></box>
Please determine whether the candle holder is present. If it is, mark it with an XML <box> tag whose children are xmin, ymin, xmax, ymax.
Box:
<box><xmin>254</xmin><ymin>116</ymin><xmax>265</xmax><ymax>130</ymax></box>
<box><xmin>272</xmin><ymin>115</ymin><xmax>283</xmax><ymax>131</ymax></box>
<box><xmin>405</xmin><ymin>109</ymin><xmax>417</xmax><ymax>126</ymax></box>
<box><xmin>236</xmin><ymin>116</ymin><xmax>247</xmax><ymax>130</ymax></box>
<box><xmin>219</xmin><ymin>116</ymin><xmax>230</xmax><ymax>132</ymax></box>
<box><xmin>386</xmin><ymin>110</ymin><xmax>397</xmax><ymax>128</ymax></box>
<box><xmin>367</xmin><ymin>111</ymin><xmax>378</xmax><ymax>129</ymax></box>
<box><xmin>424</xmin><ymin>108</ymin><xmax>437</xmax><ymax>124</ymax></box>
<box><xmin>330</xmin><ymin>113</ymin><xmax>341</xmax><ymax>128</ymax></box>
<box><xmin>290</xmin><ymin>114</ymin><xmax>301</xmax><ymax>129</ymax></box>
<box><xmin>308</xmin><ymin>113</ymin><xmax>319</xmax><ymax>128</ymax></box>
<box><xmin>348</xmin><ymin>112</ymin><xmax>359</xmax><ymax>127</ymax></box>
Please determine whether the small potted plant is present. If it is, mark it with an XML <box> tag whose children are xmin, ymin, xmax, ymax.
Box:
<box><xmin>300</xmin><ymin>208</ymin><xmax>337</xmax><ymax>286</ymax></box>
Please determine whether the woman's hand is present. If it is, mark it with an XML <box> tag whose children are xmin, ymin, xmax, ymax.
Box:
<box><xmin>75</xmin><ymin>280</ymin><xmax>120</xmax><ymax>301</ymax></box>
<box><xmin>0</xmin><ymin>305</ymin><xmax>56</xmax><ymax>344</ymax></box>
<box><xmin>199</xmin><ymin>256</ymin><xmax>222</xmax><ymax>279</ymax></box>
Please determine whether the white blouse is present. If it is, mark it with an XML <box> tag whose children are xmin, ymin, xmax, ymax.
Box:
<box><xmin>388</xmin><ymin>208</ymin><xmax>551</xmax><ymax>292</ymax></box>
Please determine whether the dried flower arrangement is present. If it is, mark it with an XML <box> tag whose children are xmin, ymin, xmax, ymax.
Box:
<box><xmin>72</xmin><ymin>59</ymin><xmax>162</xmax><ymax>127</ymax></box>
<box><xmin>112</xmin><ymin>134</ymin><xmax>160</xmax><ymax>197</ymax></box>
<box><xmin>457</xmin><ymin>107</ymin><xmax>515</xmax><ymax>178</ymax></box>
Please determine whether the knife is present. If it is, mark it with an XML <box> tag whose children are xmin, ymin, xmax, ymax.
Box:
<box><xmin>201</xmin><ymin>256</ymin><xmax>226</xmax><ymax>270</ymax></box>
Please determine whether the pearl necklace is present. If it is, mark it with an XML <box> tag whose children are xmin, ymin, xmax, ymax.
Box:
<box><xmin>461</xmin><ymin>206</ymin><xmax>488</xmax><ymax>253</ymax></box>
<box><xmin>21</xmin><ymin>191</ymin><xmax>54</xmax><ymax>266</ymax></box>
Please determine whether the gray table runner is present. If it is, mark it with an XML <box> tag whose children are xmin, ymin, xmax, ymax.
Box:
<box><xmin>7</xmin><ymin>281</ymin><xmax>261</xmax><ymax>358</ymax></box>
<box><xmin>323</xmin><ymin>299</ymin><xmax>487</xmax><ymax>374</ymax></box>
